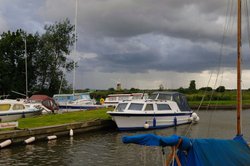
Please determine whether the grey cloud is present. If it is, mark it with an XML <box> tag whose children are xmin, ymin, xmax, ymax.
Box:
<box><xmin>1</xmin><ymin>0</ymin><xmax>247</xmax><ymax>90</ymax></box>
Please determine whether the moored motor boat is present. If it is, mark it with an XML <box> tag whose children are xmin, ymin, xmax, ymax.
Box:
<box><xmin>28</xmin><ymin>95</ymin><xmax>59</xmax><ymax>114</ymax></box>
<box><xmin>107</xmin><ymin>92</ymin><xmax>199</xmax><ymax>130</ymax></box>
<box><xmin>0</xmin><ymin>99</ymin><xmax>42</xmax><ymax>122</ymax></box>
<box><xmin>53</xmin><ymin>93</ymin><xmax>104</xmax><ymax>112</ymax></box>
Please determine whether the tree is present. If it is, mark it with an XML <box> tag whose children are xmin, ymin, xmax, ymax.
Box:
<box><xmin>0</xmin><ymin>29</ymin><xmax>39</xmax><ymax>97</ymax></box>
<box><xmin>108</xmin><ymin>88</ymin><xmax>115</xmax><ymax>91</ymax></box>
<box><xmin>188</xmin><ymin>80</ymin><xmax>196</xmax><ymax>91</ymax></box>
<box><xmin>199</xmin><ymin>87</ymin><xmax>213</xmax><ymax>91</ymax></box>
<box><xmin>216</xmin><ymin>86</ymin><xmax>226</xmax><ymax>92</ymax></box>
<box><xmin>35</xmin><ymin>19</ymin><xmax>75</xmax><ymax>95</ymax></box>
<box><xmin>0</xmin><ymin>19</ymin><xmax>77</xmax><ymax>97</ymax></box>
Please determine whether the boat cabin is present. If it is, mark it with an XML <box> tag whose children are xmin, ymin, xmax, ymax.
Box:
<box><xmin>148</xmin><ymin>92</ymin><xmax>191</xmax><ymax>111</ymax></box>
<box><xmin>29</xmin><ymin>95</ymin><xmax>59</xmax><ymax>112</ymax></box>
<box><xmin>104</xmin><ymin>93</ymin><xmax>148</xmax><ymax>107</ymax></box>
<box><xmin>115</xmin><ymin>99</ymin><xmax>191</xmax><ymax>113</ymax></box>
<box><xmin>53</xmin><ymin>93</ymin><xmax>93</xmax><ymax>104</ymax></box>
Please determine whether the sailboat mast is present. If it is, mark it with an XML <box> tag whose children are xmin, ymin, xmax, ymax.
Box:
<box><xmin>24</xmin><ymin>37</ymin><xmax>28</xmax><ymax>99</ymax></box>
<box><xmin>237</xmin><ymin>0</ymin><xmax>242</xmax><ymax>135</ymax></box>
<box><xmin>73</xmin><ymin>0</ymin><xmax>78</xmax><ymax>95</ymax></box>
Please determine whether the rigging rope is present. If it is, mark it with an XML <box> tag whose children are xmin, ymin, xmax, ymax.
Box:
<box><xmin>185</xmin><ymin>0</ymin><xmax>234</xmax><ymax>137</ymax></box>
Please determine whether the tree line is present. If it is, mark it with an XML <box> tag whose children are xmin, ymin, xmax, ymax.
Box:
<box><xmin>0</xmin><ymin>19</ymin><xmax>75</xmax><ymax>98</ymax></box>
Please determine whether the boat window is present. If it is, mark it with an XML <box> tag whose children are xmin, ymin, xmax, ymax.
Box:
<box><xmin>0</xmin><ymin>104</ymin><xmax>11</xmax><ymax>111</ymax></box>
<box><xmin>149</xmin><ymin>94</ymin><xmax>157</xmax><ymax>100</ymax></box>
<box><xmin>116</xmin><ymin>103</ymin><xmax>128</xmax><ymax>112</ymax></box>
<box><xmin>43</xmin><ymin>100</ymin><xmax>51</xmax><ymax>108</ymax></box>
<box><xmin>158</xmin><ymin>94</ymin><xmax>172</xmax><ymax>100</ymax></box>
<box><xmin>128</xmin><ymin>103</ymin><xmax>144</xmax><ymax>111</ymax></box>
<box><xmin>108</xmin><ymin>97</ymin><xmax>116</xmax><ymax>101</ymax></box>
<box><xmin>132</xmin><ymin>95</ymin><xmax>142</xmax><ymax>100</ymax></box>
<box><xmin>81</xmin><ymin>95</ymin><xmax>91</xmax><ymax>100</ymax></box>
<box><xmin>145</xmin><ymin>104</ymin><xmax>154</xmax><ymax>111</ymax></box>
<box><xmin>119</xmin><ymin>96</ymin><xmax>130</xmax><ymax>100</ymax></box>
<box><xmin>157</xmin><ymin>104</ymin><xmax>171</xmax><ymax>110</ymax></box>
<box><xmin>75</xmin><ymin>95</ymin><xmax>81</xmax><ymax>100</ymax></box>
<box><xmin>13</xmin><ymin>104</ymin><xmax>25</xmax><ymax>110</ymax></box>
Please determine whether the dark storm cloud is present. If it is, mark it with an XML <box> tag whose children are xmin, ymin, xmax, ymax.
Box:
<box><xmin>0</xmin><ymin>0</ymin><xmax>243</xmax><ymax>76</ymax></box>
<box><xmin>77</xmin><ymin>0</ymin><xmax>230</xmax><ymax>42</ymax></box>
<box><xmin>69</xmin><ymin>0</ymin><xmax>242</xmax><ymax>74</ymax></box>
<box><xmin>79</xmin><ymin>39</ymin><xmax>239</xmax><ymax>74</ymax></box>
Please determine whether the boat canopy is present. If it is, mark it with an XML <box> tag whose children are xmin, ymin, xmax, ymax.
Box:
<box><xmin>123</xmin><ymin>134</ymin><xmax>250</xmax><ymax>166</ymax></box>
<box><xmin>149</xmin><ymin>92</ymin><xmax>191</xmax><ymax>111</ymax></box>
<box><xmin>53</xmin><ymin>93</ymin><xmax>91</xmax><ymax>102</ymax></box>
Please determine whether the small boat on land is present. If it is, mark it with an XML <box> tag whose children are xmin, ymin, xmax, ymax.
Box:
<box><xmin>107</xmin><ymin>92</ymin><xmax>199</xmax><ymax>130</ymax></box>
<box><xmin>28</xmin><ymin>95</ymin><xmax>59</xmax><ymax>114</ymax></box>
<box><xmin>104</xmin><ymin>93</ymin><xmax>148</xmax><ymax>107</ymax></box>
<box><xmin>0</xmin><ymin>99</ymin><xmax>42</xmax><ymax>122</ymax></box>
<box><xmin>53</xmin><ymin>93</ymin><xmax>104</xmax><ymax>112</ymax></box>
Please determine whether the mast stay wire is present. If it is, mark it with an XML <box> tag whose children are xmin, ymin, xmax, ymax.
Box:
<box><xmin>185</xmin><ymin>0</ymin><xmax>234</xmax><ymax>137</ymax></box>
<box><xmin>241</xmin><ymin>0</ymin><xmax>250</xmax><ymax>134</ymax></box>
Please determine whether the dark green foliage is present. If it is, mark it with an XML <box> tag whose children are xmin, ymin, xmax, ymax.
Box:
<box><xmin>0</xmin><ymin>19</ymin><xmax>75</xmax><ymax>97</ymax></box>
<box><xmin>216</xmin><ymin>86</ymin><xmax>226</xmax><ymax>92</ymax></box>
<box><xmin>35</xmin><ymin>19</ymin><xmax>75</xmax><ymax>96</ymax></box>
<box><xmin>188</xmin><ymin>80</ymin><xmax>196</xmax><ymax>91</ymax></box>
<box><xmin>199</xmin><ymin>87</ymin><xmax>213</xmax><ymax>91</ymax></box>
<box><xmin>0</xmin><ymin>30</ymin><xmax>38</xmax><ymax>98</ymax></box>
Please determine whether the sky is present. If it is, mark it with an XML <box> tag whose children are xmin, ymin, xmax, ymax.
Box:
<box><xmin>1</xmin><ymin>0</ymin><xmax>250</xmax><ymax>90</ymax></box>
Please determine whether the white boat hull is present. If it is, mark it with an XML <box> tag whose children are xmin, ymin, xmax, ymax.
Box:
<box><xmin>0</xmin><ymin>109</ymin><xmax>41</xmax><ymax>122</ymax></box>
<box><xmin>59</xmin><ymin>104</ymin><xmax>105</xmax><ymax>112</ymax></box>
<box><xmin>108</xmin><ymin>112</ymin><xmax>192</xmax><ymax>130</ymax></box>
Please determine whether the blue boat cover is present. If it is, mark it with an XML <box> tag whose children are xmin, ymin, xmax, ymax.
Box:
<box><xmin>122</xmin><ymin>134</ymin><xmax>250</xmax><ymax>166</ymax></box>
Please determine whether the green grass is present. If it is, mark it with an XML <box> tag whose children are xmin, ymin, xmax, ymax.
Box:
<box><xmin>17</xmin><ymin>108</ymin><xmax>112</xmax><ymax>129</ymax></box>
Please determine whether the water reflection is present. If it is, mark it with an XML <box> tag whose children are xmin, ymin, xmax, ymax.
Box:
<box><xmin>0</xmin><ymin>110</ymin><xmax>249</xmax><ymax>166</ymax></box>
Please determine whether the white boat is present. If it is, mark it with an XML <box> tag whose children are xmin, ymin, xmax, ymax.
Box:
<box><xmin>53</xmin><ymin>93</ymin><xmax>104</xmax><ymax>111</ymax></box>
<box><xmin>104</xmin><ymin>93</ymin><xmax>148</xmax><ymax>107</ymax></box>
<box><xmin>107</xmin><ymin>92</ymin><xmax>199</xmax><ymax>130</ymax></box>
<box><xmin>0</xmin><ymin>99</ymin><xmax>42</xmax><ymax>122</ymax></box>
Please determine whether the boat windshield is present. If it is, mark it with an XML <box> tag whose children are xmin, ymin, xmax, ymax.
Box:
<box><xmin>148</xmin><ymin>94</ymin><xmax>157</xmax><ymax>100</ymax></box>
<box><xmin>116</xmin><ymin>103</ymin><xmax>128</xmax><ymax>112</ymax></box>
<box><xmin>80</xmin><ymin>94</ymin><xmax>91</xmax><ymax>100</ymax></box>
<box><xmin>128</xmin><ymin>103</ymin><xmax>144</xmax><ymax>111</ymax></box>
<box><xmin>157</xmin><ymin>94</ymin><xmax>172</xmax><ymax>100</ymax></box>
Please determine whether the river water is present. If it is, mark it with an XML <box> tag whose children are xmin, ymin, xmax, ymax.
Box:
<box><xmin>0</xmin><ymin>110</ymin><xmax>250</xmax><ymax>166</ymax></box>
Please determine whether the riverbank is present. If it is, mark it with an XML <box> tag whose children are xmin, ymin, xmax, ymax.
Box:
<box><xmin>0</xmin><ymin>108</ymin><xmax>116</xmax><ymax>147</ymax></box>
<box><xmin>0</xmin><ymin>119</ymin><xmax>116</xmax><ymax>146</ymax></box>
<box><xmin>0</xmin><ymin>105</ymin><xmax>249</xmax><ymax>148</ymax></box>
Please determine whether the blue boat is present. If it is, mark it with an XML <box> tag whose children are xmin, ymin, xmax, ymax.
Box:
<box><xmin>123</xmin><ymin>134</ymin><xmax>250</xmax><ymax>166</ymax></box>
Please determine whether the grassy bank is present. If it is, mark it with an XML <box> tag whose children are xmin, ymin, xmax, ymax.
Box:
<box><xmin>18</xmin><ymin>108</ymin><xmax>112</xmax><ymax>129</ymax></box>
